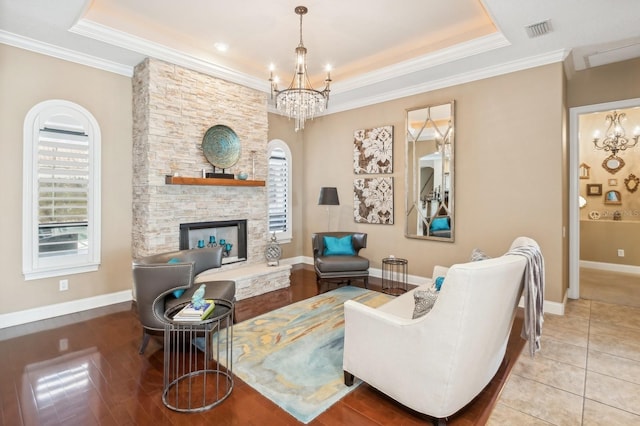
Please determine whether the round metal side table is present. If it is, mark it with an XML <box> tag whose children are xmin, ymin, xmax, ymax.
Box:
<box><xmin>162</xmin><ymin>298</ymin><xmax>234</xmax><ymax>412</ymax></box>
<box><xmin>381</xmin><ymin>257</ymin><xmax>408</xmax><ymax>295</ymax></box>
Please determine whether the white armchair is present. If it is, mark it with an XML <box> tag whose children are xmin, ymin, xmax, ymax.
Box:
<box><xmin>343</xmin><ymin>237</ymin><xmax>539</xmax><ymax>425</ymax></box>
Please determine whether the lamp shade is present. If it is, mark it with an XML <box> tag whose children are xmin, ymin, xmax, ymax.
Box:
<box><xmin>318</xmin><ymin>187</ymin><xmax>339</xmax><ymax>205</ymax></box>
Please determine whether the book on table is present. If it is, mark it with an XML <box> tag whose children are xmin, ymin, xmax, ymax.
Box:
<box><xmin>173</xmin><ymin>299</ymin><xmax>216</xmax><ymax>321</ymax></box>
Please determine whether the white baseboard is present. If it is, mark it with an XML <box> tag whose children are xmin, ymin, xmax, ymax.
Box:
<box><xmin>580</xmin><ymin>260</ymin><xmax>640</xmax><ymax>275</ymax></box>
<box><xmin>518</xmin><ymin>293</ymin><xmax>565</xmax><ymax>316</ymax></box>
<box><xmin>299</xmin><ymin>256</ymin><xmax>566</xmax><ymax>312</ymax></box>
<box><xmin>0</xmin><ymin>290</ymin><xmax>133</xmax><ymax>329</ymax></box>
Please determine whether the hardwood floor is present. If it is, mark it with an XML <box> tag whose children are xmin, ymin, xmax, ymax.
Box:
<box><xmin>0</xmin><ymin>267</ymin><xmax>525</xmax><ymax>425</ymax></box>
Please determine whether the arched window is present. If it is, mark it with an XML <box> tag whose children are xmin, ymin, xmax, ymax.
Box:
<box><xmin>267</xmin><ymin>139</ymin><xmax>292</xmax><ymax>243</ymax></box>
<box><xmin>23</xmin><ymin>100</ymin><xmax>101</xmax><ymax>279</ymax></box>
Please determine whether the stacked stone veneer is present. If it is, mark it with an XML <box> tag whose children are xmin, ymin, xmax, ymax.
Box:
<box><xmin>132</xmin><ymin>58</ymin><xmax>270</xmax><ymax>271</ymax></box>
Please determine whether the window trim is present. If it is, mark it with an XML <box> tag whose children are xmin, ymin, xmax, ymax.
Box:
<box><xmin>267</xmin><ymin>139</ymin><xmax>292</xmax><ymax>244</ymax></box>
<box><xmin>23</xmin><ymin>100</ymin><xmax>101</xmax><ymax>280</ymax></box>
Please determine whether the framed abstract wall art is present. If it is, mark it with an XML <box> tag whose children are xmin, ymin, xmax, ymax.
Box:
<box><xmin>353</xmin><ymin>125</ymin><xmax>393</xmax><ymax>174</ymax></box>
<box><xmin>353</xmin><ymin>177</ymin><xmax>394</xmax><ymax>224</ymax></box>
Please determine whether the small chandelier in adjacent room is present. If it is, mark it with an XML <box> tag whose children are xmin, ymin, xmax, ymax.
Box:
<box><xmin>592</xmin><ymin>110</ymin><xmax>639</xmax><ymax>156</ymax></box>
<box><xmin>269</xmin><ymin>6</ymin><xmax>331</xmax><ymax>132</ymax></box>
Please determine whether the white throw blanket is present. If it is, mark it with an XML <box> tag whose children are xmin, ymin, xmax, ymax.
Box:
<box><xmin>508</xmin><ymin>245</ymin><xmax>545</xmax><ymax>357</ymax></box>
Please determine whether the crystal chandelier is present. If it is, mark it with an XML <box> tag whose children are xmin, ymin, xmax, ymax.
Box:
<box><xmin>269</xmin><ymin>6</ymin><xmax>331</xmax><ymax>132</ymax></box>
<box><xmin>592</xmin><ymin>110</ymin><xmax>639</xmax><ymax>156</ymax></box>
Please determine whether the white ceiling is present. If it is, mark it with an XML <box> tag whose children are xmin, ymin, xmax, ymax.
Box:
<box><xmin>1</xmin><ymin>0</ymin><xmax>639</xmax><ymax>113</ymax></box>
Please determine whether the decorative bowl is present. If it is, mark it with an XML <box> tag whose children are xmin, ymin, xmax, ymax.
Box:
<box><xmin>237</xmin><ymin>172</ymin><xmax>248</xmax><ymax>180</ymax></box>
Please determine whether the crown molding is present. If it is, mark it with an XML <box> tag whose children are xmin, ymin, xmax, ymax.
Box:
<box><xmin>331</xmin><ymin>32</ymin><xmax>511</xmax><ymax>95</ymax></box>
<box><xmin>70</xmin><ymin>19</ymin><xmax>269</xmax><ymax>92</ymax></box>
<box><xmin>3</xmin><ymin>23</ymin><xmax>569</xmax><ymax>118</ymax></box>
<box><xmin>0</xmin><ymin>30</ymin><xmax>133</xmax><ymax>77</ymax></box>
<box><xmin>326</xmin><ymin>48</ymin><xmax>570</xmax><ymax>114</ymax></box>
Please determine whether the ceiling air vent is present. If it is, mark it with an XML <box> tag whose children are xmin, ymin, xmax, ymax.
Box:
<box><xmin>525</xmin><ymin>20</ymin><xmax>552</xmax><ymax>38</ymax></box>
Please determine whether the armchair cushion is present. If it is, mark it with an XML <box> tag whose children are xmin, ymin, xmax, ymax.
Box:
<box><xmin>323</xmin><ymin>235</ymin><xmax>356</xmax><ymax>256</ymax></box>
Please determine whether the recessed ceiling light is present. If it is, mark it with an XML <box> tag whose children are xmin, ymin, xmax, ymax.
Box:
<box><xmin>214</xmin><ymin>42</ymin><xmax>229</xmax><ymax>52</ymax></box>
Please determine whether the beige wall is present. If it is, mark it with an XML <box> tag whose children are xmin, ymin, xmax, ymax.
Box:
<box><xmin>581</xmin><ymin>221</ymin><xmax>640</xmax><ymax>265</ymax></box>
<box><xmin>271</xmin><ymin>63</ymin><xmax>568</xmax><ymax>303</ymax></box>
<box><xmin>567</xmin><ymin>58</ymin><xmax>640</xmax><ymax>108</ymax></box>
<box><xmin>0</xmin><ymin>44</ymin><xmax>133</xmax><ymax>314</ymax></box>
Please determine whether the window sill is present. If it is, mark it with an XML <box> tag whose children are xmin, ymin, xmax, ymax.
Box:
<box><xmin>24</xmin><ymin>263</ymin><xmax>100</xmax><ymax>281</ymax></box>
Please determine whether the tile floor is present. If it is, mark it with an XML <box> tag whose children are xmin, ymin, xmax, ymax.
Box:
<box><xmin>488</xmin><ymin>298</ymin><xmax>640</xmax><ymax>425</ymax></box>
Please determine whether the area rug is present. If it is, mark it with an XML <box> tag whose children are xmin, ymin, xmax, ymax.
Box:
<box><xmin>211</xmin><ymin>286</ymin><xmax>392</xmax><ymax>423</ymax></box>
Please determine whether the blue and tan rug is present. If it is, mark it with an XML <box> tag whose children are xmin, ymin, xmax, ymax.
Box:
<box><xmin>213</xmin><ymin>286</ymin><xmax>392</xmax><ymax>423</ymax></box>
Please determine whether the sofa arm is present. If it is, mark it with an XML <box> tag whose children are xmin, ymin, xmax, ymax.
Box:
<box><xmin>343</xmin><ymin>300</ymin><xmax>419</xmax><ymax>374</ymax></box>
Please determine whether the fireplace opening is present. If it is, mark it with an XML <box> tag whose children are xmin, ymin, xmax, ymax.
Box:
<box><xmin>179</xmin><ymin>219</ymin><xmax>247</xmax><ymax>265</ymax></box>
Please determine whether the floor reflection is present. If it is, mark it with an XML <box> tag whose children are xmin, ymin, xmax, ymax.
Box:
<box><xmin>21</xmin><ymin>347</ymin><xmax>98</xmax><ymax>423</ymax></box>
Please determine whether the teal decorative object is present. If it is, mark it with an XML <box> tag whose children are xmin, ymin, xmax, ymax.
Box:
<box><xmin>237</xmin><ymin>171</ymin><xmax>248</xmax><ymax>180</ymax></box>
<box><xmin>202</xmin><ymin>125</ymin><xmax>241</xmax><ymax>169</ymax></box>
<box><xmin>191</xmin><ymin>284</ymin><xmax>207</xmax><ymax>309</ymax></box>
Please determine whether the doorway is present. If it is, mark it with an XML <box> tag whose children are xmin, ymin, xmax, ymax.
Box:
<box><xmin>569</xmin><ymin>97</ymin><xmax>640</xmax><ymax>300</ymax></box>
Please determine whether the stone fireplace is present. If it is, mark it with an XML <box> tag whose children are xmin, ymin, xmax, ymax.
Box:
<box><xmin>132</xmin><ymin>58</ymin><xmax>270</xmax><ymax>269</ymax></box>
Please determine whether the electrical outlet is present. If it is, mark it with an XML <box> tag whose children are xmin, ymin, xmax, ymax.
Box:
<box><xmin>617</xmin><ymin>249</ymin><xmax>625</xmax><ymax>257</ymax></box>
<box><xmin>59</xmin><ymin>279</ymin><xmax>69</xmax><ymax>291</ymax></box>
<box><xmin>59</xmin><ymin>338</ymin><xmax>68</xmax><ymax>352</ymax></box>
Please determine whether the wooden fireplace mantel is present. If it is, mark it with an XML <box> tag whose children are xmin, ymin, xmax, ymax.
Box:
<box><xmin>165</xmin><ymin>176</ymin><xmax>265</xmax><ymax>187</ymax></box>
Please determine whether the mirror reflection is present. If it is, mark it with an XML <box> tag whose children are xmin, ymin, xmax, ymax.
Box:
<box><xmin>405</xmin><ymin>101</ymin><xmax>455</xmax><ymax>241</ymax></box>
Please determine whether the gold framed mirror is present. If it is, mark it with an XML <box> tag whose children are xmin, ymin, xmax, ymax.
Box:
<box><xmin>624</xmin><ymin>173</ymin><xmax>639</xmax><ymax>193</ymax></box>
<box><xmin>405</xmin><ymin>101</ymin><xmax>455</xmax><ymax>241</ymax></box>
<box><xmin>602</xmin><ymin>154</ymin><xmax>625</xmax><ymax>174</ymax></box>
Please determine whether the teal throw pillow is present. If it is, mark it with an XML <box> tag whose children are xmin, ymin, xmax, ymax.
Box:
<box><xmin>323</xmin><ymin>235</ymin><xmax>356</xmax><ymax>256</ymax></box>
<box><xmin>434</xmin><ymin>276</ymin><xmax>445</xmax><ymax>291</ymax></box>
<box><xmin>167</xmin><ymin>258</ymin><xmax>186</xmax><ymax>298</ymax></box>
<box><xmin>430</xmin><ymin>217</ymin><xmax>450</xmax><ymax>232</ymax></box>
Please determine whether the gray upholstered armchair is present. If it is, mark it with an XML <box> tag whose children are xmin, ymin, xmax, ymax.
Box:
<box><xmin>312</xmin><ymin>232</ymin><xmax>369</xmax><ymax>289</ymax></box>
<box><xmin>132</xmin><ymin>246</ymin><xmax>235</xmax><ymax>354</ymax></box>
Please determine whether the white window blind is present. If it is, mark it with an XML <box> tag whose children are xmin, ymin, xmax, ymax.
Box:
<box><xmin>268</xmin><ymin>148</ymin><xmax>288</xmax><ymax>233</ymax></box>
<box><xmin>267</xmin><ymin>140</ymin><xmax>292</xmax><ymax>243</ymax></box>
<box><xmin>37</xmin><ymin>129</ymin><xmax>89</xmax><ymax>257</ymax></box>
